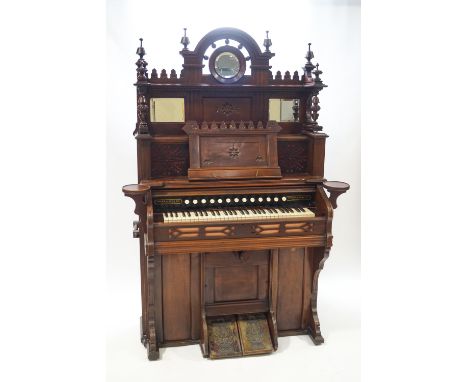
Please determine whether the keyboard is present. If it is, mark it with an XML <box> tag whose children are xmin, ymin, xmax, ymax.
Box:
<box><xmin>162</xmin><ymin>207</ymin><xmax>315</xmax><ymax>223</ymax></box>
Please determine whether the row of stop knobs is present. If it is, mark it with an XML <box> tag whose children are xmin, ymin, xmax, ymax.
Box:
<box><xmin>184</xmin><ymin>196</ymin><xmax>288</xmax><ymax>205</ymax></box>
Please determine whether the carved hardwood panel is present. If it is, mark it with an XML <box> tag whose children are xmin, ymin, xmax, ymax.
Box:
<box><xmin>278</xmin><ymin>140</ymin><xmax>308</xmax><ymax>174</ymax></box>
<box><xmin>150</xmin><ymin>143</ymin><xmax>189</xmax><ymax>178</ymax></box>
<box><xmin>202</xmin><ymin>98</ymin><xmax>252</xmax><ymax>121</ymax></box>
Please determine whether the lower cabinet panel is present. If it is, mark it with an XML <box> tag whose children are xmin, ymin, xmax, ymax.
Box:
<box><xmin>276</xmin><ymin>248</ymin><xmax>306</xmax><ymax>331</ymax></box>
<box><xmin>162</xmin><ymin>254</ymin><xmax>192</xmax><ymax>341</ymax></box>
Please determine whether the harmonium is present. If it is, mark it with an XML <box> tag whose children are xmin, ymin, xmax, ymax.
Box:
<box><xmin>123</xmin><ymin>27</ymin><xmax>349</xmax><ymax>360</ymax></box>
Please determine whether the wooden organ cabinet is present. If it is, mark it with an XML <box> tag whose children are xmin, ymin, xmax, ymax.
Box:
<box><xmin>123</xmin><ymin>28</ymin><xmax>350</xmax><ymax>360</ymax></box>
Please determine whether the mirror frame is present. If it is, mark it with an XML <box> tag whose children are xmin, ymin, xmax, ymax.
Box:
<box><xmin>209</xmin><ymin>46</ymin><xmax>246</xmax><ymax>84</ymax></box>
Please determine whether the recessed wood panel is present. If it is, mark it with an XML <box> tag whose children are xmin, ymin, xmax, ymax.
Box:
<box><xmin>202</xmin><ymin>98</ymin><xmax>251</xmax><ymax>121</ymax></box>
<box><xmin>162</xmin><ymin>254</ymin><xmax>191</xmax><ymax>341</ymax></box>
<box><xmin>204</xmin><ymin>251</ymin><xmax>269</xmax><ymax>305</ymax></box>
<box><xmin>214</xmin><ymin>266</ymin><xmax>258</xmax><ymax>302</ymax></box>
<box><xmin>199</xmin><ymin>136</ymin><xmax>268</xmax><ymax>168</ymax></box>
<box><xmin>276</xmin><ymin>248</ymin><xmax>305</xmax><ymax>331</ymax></box>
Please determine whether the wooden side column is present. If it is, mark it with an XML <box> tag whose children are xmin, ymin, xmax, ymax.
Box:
<box><xmin>304</xmin><ymin>132</ymin><xmax>328</xmax><ymax>178</ymax></box>
<box><xmin>307</xmin><ymin>186</ymin><xmax>334</xmax><ymax>344</ymax></box>
<box><xmin>122</xmin><ymin>184</ymin><xmax>160</xmax><ymax>359</ymax></box>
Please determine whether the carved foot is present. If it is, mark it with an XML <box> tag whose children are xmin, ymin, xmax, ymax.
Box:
<box><xmin>147</xmin><ymin>342</ymin><xmax>160</xmax><ymax>361</ymax></box>
<box><xmin>140</xmin><ymin>316</ymin><xmax>147</xmax><ymax>346</ymax></box>
<box><xmin>310</xmin><ymin>334</ymin><xmax>324</xmax><ymax>345</ymax></box>
<box><xmin>146</xmin><ymin>319</ymin><xmax>159</xmax><ymax>360</ymax></box>
<box><xmin>308</xmin><ymin>248</ymin><xmax>330</xmax><ymax>346</ymax></box>
<box><xmin>308</xmin><ymin>314</ymin><xmax>325</xmax><ymax>345</ymax></box>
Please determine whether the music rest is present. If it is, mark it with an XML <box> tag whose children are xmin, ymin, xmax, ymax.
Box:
<box><xmin>122</xmin><ymin>27</ymin><xmax>349</xmax><ymax>360</ymax></box>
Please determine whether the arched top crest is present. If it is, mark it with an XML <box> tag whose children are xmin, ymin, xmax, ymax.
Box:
<box><xmin>191</xmin><ymin>27</ymin><xmax>269</xmax><ymax>64</ymax></box>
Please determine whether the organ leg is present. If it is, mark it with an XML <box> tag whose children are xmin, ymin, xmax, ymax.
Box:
<box><xmin>146</xmin><ymin>255</ymin><xmax>160</xmax><ymax>360</ymax></box>
<box><xmin>308</xmin><ymin>247</ymin><xmax>330</xmax><ymax>345</ymax></box>
<box><xmin>139</xmin><ymin>229</ymin><xmax>148</xmax><ymax>345</ymax></box>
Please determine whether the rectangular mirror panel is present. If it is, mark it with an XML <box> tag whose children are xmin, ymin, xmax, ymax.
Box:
<box><xmin>268</xmin><ymin>99</ymin><xmax>299</xmax><ymax>122</ymax></box>
<box><xmin>150</xmin><ymin>98</ymin><xmax>185</xmax><ymax>122</ymax></box>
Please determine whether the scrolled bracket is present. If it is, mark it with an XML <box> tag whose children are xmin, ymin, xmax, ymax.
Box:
<box><xmin>323</xmin><ymin>181</ymin><xmax>350</xmax><ymax>209</ymax></box>
<box><xmin>308</xmin><ymin>248</ymin><xmax>331</xmax><ymax>344</ymax></box>
<box><xmin>122</xmin><ymin>184</ymin><xmax>151</xmax><ymax>235</ymax></box>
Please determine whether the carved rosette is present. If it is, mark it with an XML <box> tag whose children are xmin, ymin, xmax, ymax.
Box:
<box><xmin>216</xmin><ymin>102</ymin><xmax>240</xmax><ymax>118</ymax></box>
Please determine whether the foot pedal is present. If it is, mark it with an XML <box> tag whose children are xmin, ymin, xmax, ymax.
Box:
<box><xmin>207</xmin><ymin>313</ymin><xmax>273</xmax><ymax>359</ymax></box>
<box><xmin>207</xmin><ymin>316</ymin><xmax>242</xmax><ymax>359</ymax></box>
<box><xmin>238</xmin><ymin>313</ymin><xmax>274</xmax><ymax>355</ymax></box>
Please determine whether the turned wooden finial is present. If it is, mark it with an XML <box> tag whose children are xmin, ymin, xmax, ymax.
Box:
<box><xmin>313</xmin><ymin>62</ymin><xmax>323</xmax><ymax>83</ymax></box>
<box><xmin>263</xmin><ymin>30</ymin><xmax>272</xmax><ymax>52</ymax></box>
<box><xmin>136</xmin><ymin>38</ymin><xmax>146</xmax><ymax>58</ymax></box>
<box><xmin>304</xmin><ymin>42</ymin><xmax>315</xmax><ymax>79</ymax></box>
<box><xmin>180</xmin><ymin>28</ymin><xmax>190</xmax><ymax>50</ymax></box>
<box><xmin>135</xmin><ymin>38</ymin><xmax>148</xmax><ymax>81</ymax></box>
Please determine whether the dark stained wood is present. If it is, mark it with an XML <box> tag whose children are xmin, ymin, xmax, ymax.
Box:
<box><xmin>323</xmin><ymin>181</ymin><xmax>350</xmax><ymax>209</ymax></box>
<box><xmin>276</xmin><ymin>248</ymin><xmax>305</xmax><ymax>331</ymax></box>
<box><xmin>162</xmin><ymin>254</ymin><xmax>191</xmax><ymax>341</ymax></box>
<box><xmin>122</xmin><ymin>27</ymin><xmax>349</xmax><ymax>360</ymax></box>
<box><xmin>190</xmin><ymin>253</ymin><xmax>201</xmax><ymax>340</ymax></box>
<box><xmin>204</xmin><ymin>251</ymin><xmax>269</xmax><ymax>303</ymax></box>
<box><xmin>183</xmin><ymin>120</ymin><xmax>282</xmax><ymax>180</ymax></box>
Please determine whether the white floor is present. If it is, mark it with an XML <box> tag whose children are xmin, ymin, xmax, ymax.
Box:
<box><xmin>106</xmin><ymin>273</ymin><xmax>360</xmax><ymax>382</ymax></box>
